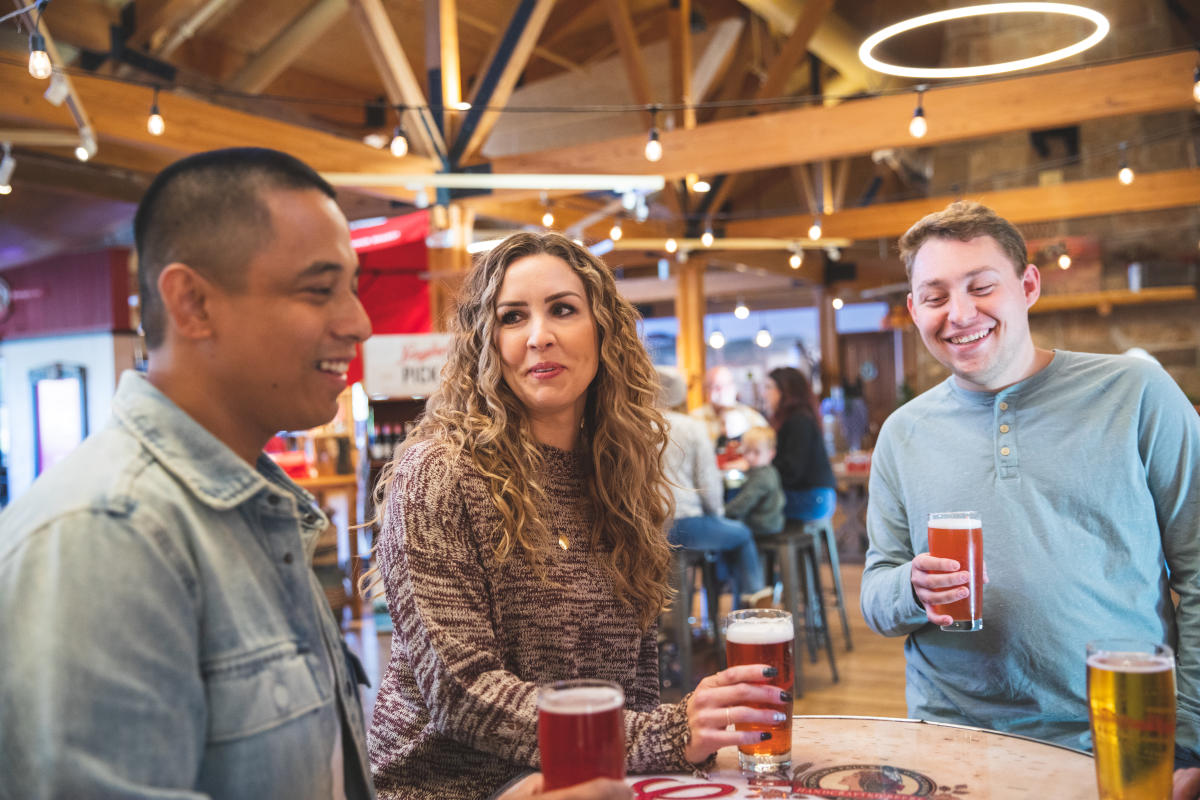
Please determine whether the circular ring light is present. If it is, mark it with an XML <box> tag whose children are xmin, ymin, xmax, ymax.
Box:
<box><xmin>859</xmin><ymin>2</ymin><xmax>1109</xmax><ymax>79</ymax></box>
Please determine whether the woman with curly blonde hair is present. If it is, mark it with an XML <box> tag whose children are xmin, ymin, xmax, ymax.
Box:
<box><xmin>365</xmin><ymin>232</ymin><xmax>785</xmax><ymax>799</ymax></box>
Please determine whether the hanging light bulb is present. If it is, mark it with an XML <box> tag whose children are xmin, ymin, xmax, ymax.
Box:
<box><xmin>609</xmin><ymin>221</ymin><xmax>623</xmax><ymax>241</ymax></box>
<box><xmin>832</xmin><ymin>297</ymin><xmax>844</xmax><ymax>310</ymax></box>
<box><xmin>542</xmin><ymin>209</ymin><xmax>555</xmax><ymax>228</ymax></box>
<box><xmin>0</xmin><ymin>144</ymin><xmax>15</xmax><ymax>193</ymax></box>
<box><xmin>755</xmin><ymin>326</ymin><xmax>773</xmax><ymax>348</ymax></box>
<box><xmin>708</xmin><ymin>330</ymin><xmax>726</xmax><ymax>349</ymax></box>
<box><xmin>0</xmin><ymin>184</ymin><xmax>11</xmax><ymax>196</ymax></box>
<box><xmin>1193</xmin><ymin>66</ymin><xmax>1200</xmax><ymax>104</ymax></box>
<box><xmin>701</xmin><ymin>224</ymin><xmax>714</xmax><ymax>248</ymax></box>
<box><xmin>693</xmin><ymin>179</ymin><xmax>711</xmax><ymax>193</ymax></box>
<box><xmin>664</xmin><ymin>237</ymin><xmax>678</xmax><ymax>254</ymax></box>
<box><xmin>789</xmin><ymin>250</ymin><xmax>803</xmax><ymax>269</ymax></box>
<box><xmin>1117</xmin><ymin>141</ymin><xmax>1133</xmax><ymax>185</ymax></box>
<box><xmin>734</xmin><ymin>299</ymin><xmax>750</xmax><ymax>320</ymax></box>
<box><xmin>146</xmin><ymin>89</ymin><xmax>165</xmax><ymax>136</ymax></box>
<box><xmin>28</xmin><ymin>33</ymin><xmax>51</xmax><ymax>80</ymax></box>
<box><xmin>908</xmin><ymin>86</ymin><xmax>927</xmax><ymax>138</ymax></box>
<box><xmin>74</xmin><ymin>129</ymin><xmax>96</xmax><ymax>162</ymax></box>
<box><xmin>389</xmin><ymin>125</ymin><xmax>409</xmax><ymax>157</ymax></box>
<box><xmin>1058</xmin><ymin>252</ymin><xmax>1071</xmax><ymax>270</ymax></box>
<box><xmin>808</xmin><ymin>217</ymin><xmax>822</xmax><ymax>241</ymax></box>
<box><xmin>644</xmin><ymin>128</ymin><xmax>662</xmax><ymax>162</ymax></box>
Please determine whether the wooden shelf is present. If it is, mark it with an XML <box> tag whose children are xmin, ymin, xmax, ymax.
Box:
<box><xmin>296</xmin><ymin>474</ymin><xmax>359</xmax><ymax>491</ymax></box>
<box><xmin>1031</xmin><ymin>286</ymin><xmax>1196</xmax><ymax>314</ymax></box>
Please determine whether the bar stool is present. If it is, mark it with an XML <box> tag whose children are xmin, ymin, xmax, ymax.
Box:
<box><xmin>756</xmin><ymin>527</ymin><xmax>839</xmax><ymax>697</ymax></box>
<box><xmin>666</xmin><ymin>548</ymin><xmax>726</xmax><ymax>692</ymax></box>
<box><xmin>784</xmin><ymin>489</ymin><xmax>853</xmax><ymax>651</ymax></box>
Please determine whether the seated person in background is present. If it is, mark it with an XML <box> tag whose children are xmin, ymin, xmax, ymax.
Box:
<box><xmin>724</xmin><ymin>426</ymin><xmax>786</xmax><ymax>539</ymax></box>
<box><xmin>366</xmin><ymin>234</ymin><xmax>787</xmax><ymax>800</ymax></box>
<box><xmin>691</xmin><ymin>365</ymin><xmax>768</xmax><ymax>448</ymax></box>
<box><xmin>656</xmin><ymin>366</ymin><xmax>773</xmax><ymax>608</ymax></box>
<box><xmin>765</xmin><ymin>367</ymin><xmax>837</xmax><ymax>521</ymax></box>
<box><xmin>860</xmin><ymin>200</ymin><xmax>1200</xmax><ymax>795</ymax></box>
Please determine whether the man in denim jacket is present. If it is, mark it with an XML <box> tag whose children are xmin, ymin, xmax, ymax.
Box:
<box><xmin>0</xmin><ymin>148</ymin><xmax>376</xmax><ymax>798</ymax></box>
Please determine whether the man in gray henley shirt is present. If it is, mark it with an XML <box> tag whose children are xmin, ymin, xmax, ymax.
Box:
<box><xmin>861</xmin><ymin>201</ymin><xmax>1200</xmax><ymax>797</ymax></box>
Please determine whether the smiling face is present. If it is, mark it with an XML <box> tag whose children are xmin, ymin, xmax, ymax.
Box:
<box><xmin>205</xmin><ymin>188</ymin><xmax>371</xmax><ymax>447</ymax></box>
<box><xmin>494</xmin><ymin>253</ymin><xmax>599</xmax><ymax>447</ymax></box>
<box><xmin>907</xmin><ymin>235</ymin><xmax>1043</xmax><ymax>392</ymax></box>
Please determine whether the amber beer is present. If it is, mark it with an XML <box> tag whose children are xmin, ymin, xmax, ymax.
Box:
<box><xmin>537</xmin><ymin>680</ymin><xmax>625</xmax><ymax>791</ymax></box>
<box><xmin>722</xmin><ymin>609</ymin><xmax>794</xmax><ymax>775</ymax></box>
<box><xmin>927</xmin><ymin>512</ymin><xmax>983</xmax><ymax>632</ymax></box>
<box><xmin>1087</xmin><ymin>640</ymin><xmax>1175</xmax><ymax>800</ymax></box>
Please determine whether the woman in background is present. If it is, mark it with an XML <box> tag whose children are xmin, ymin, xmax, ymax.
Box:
<box><xmin>765</xmin><ymin>366</ymin><xmax>836</xmax><ymax>521</ymax></box>
<box><xmin>365</xmin><ymin>233</ymin><xmax>786</xmax><ymax>800</ymax></box>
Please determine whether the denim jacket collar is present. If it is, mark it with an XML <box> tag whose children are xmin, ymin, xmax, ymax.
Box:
<box><xmin>110</xmin><ymin>371</ymin><xmax>308</xmax><ymax>512</ymax></box>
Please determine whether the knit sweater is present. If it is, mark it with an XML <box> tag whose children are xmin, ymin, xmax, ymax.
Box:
<box><xmin>368</xmin><ymin>439</ymin><xmax>695</xmax><ymax>799</ymax></box>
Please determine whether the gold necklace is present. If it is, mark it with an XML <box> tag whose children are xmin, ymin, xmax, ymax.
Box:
<box><xmin>557</xmin><ymin>534</ymin><xmax>569</xmax><ymax>550</ymax></box>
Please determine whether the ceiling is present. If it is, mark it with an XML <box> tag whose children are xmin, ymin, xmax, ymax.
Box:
<box><xmin>1</xmin><ymin>0</ymin><xmax>1198</xmax><ymax>306</ymax></box>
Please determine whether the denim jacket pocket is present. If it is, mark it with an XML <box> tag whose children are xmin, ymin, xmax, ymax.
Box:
<box><xmin>205</xmin><ymin>641</ymin><xmax>327</xmax><ymax>743</ymax></box>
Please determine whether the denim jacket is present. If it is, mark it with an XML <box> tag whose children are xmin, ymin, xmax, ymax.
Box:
<box><xmin>0</xmin><ymin>372</ymin><xmax>375</xmax><ymax>799</ymax></box>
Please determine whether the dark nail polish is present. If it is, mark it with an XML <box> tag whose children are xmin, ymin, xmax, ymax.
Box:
<box><xmin>762</xmin><ymin>666</ymin><xmax>778</xmax><ymax>678</ymax></box>
<box><xmin>780</xmin><ymin>691</ymin><xmax>792</xmax><ymax>703</ymax></box>
<box><xmin>759</xmin><ymin>732</ymin><xmax>773</xmax><ymax>741</ymax></box>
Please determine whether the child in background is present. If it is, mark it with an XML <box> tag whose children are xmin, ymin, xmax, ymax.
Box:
<box><xmin>725</xmin><ymin>426</ymin><xmax>786</xmax><ymax>538</ymax></box>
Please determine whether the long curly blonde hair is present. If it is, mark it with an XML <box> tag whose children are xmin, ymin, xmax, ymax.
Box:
<box><xmin>362</xmin><ymin>232</ymin><xmax>673</xmax><ymax>631</ymax></box>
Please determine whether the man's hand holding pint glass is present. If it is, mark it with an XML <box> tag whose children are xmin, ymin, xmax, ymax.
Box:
<box><xmin>914</xmin><ymin>512</ymin><xmax>986</xmax><ymax>631</ymax></box>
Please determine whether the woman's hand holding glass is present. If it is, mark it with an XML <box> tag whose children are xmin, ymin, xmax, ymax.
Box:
<box><xmin>683</xmin><ymin>664</ymin><xmax>791</xmax><ymax>763</ymax></box>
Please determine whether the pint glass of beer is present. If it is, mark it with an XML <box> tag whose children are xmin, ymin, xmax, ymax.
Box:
<box><xmin>722</xmin><ymin>609</ymin><xmax>794</xmax><ymax>775</ymax></box>
<box><xmin>927</xmin><ymin>511</ymin><xmax>983</xmax><ymax>632</ymax></box>
<box><xmin>537</xmin><ymin>679</ymin><xmax>625</xmax><ymax>790</ymax></box>
<box><xmin>1087</xmin><ymin>639</ymin><xmax>1175</xmax><ymax>800</ymax></box>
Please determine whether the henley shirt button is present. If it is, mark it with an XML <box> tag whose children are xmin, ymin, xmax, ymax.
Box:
<box><xmin>282</xmin><ymin>552</ymin><xmax>294</xmax><ymax>564</ymax></box>
<box><xmin>304</xmin><ymin>512</ymin><xmax>318</xmax><ymax>524</ymax></box>
<box><xmin>999</xmin><ymin>424</ymin><xmax>1010</xmax><ymax>433</ymax></box>
<box><xmin>999</xmin><ymin>401</ymin><xmax>1009</xmax><ymax>411</ymax></box>
<box><xmin>272</xmin><ymin>684</ymin><xmax>290</xmax><ymax>708</ymax></box>
<box><xmin>1000</xmin><ymin>446</ymin><xmax>1011</xmax><ymax>456</ymax></box>
<box><xmin>267</xmin><ymin>494</ymin><xmax>281</xmax><ymax>506</ymax></box>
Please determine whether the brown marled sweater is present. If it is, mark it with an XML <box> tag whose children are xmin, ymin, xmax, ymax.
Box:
<box><xmin>368</xmin><ymin>438</ymin><xmax>694</xmax><ymax>799</ymax></box>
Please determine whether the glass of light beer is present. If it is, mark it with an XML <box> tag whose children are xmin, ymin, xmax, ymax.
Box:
<box><xmin>722</xmin><ymin>609</ymin><xmax>794</xmax><ymax>775</ymax></box>
<box><xmin>927</xmin><ymin>511</ymin><xmax>983</xmax><ymax>632</ymax></box>
<box><xmin>537</xmin><ymin>679</ymin><xmax>625</xmax><ymax>791</ymax></box>
<box><xmin>1087</xmin><ymin>639</ymin><xmax>1175</xmax><ymax>800</ymax></box>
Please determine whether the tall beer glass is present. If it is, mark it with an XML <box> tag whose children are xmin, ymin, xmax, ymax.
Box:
<box><xmin>927</xmin><ymin>511</ymin><xmax>983</xmax><ymax>631</ymax></box>
<box><xmin>537</xmin><ymin>679</ymin><xmax>625</xmax><ymax>790</ymax></box>
<box><xmin>722</xmin><ymin>609</ymin><xmax>794</xmax><ymax>775</ymax></box>
<box><xmin>1087</xmin><ymin>639</ymin><xmax>1175</xmax><ymax>800</ymax></box>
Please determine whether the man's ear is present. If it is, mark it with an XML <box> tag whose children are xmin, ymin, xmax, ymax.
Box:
<box><xmin>1021</xmin><ymin>263</ymin><xmax>1042</xmax><ymax>309</ymax></box>
<box><xmin>157</xmin><ymin>263</ymin><xmax>217</xmax><ymax>340</ymax></box>
<box><xmin>906</xmin><ymin>292</ymin><xmax>916</xmax><ymax>322</ymax></box>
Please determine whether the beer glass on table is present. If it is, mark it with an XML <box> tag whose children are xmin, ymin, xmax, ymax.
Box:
<box><xmin>1087</xmin><ymin>639</ymin><xmax>1175</xmax><ymax>800</ymax></box>
<box><xmin>722</xmin><ymin>609</ymin><xmax>794</xmax><ymax>775</ymax></box>
<box><xmin>927</xmin><ymin>511</ymin><xmax>983</xmax><ymax>632</ymax></box>
<box><xmin>537</xmin><ymin>679</ymin><xmax>625</xmax><ymax>791</ymax></box>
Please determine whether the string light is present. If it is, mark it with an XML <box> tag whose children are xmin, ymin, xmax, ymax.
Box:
<box><xmin>909</xmin><ymin>85</ymin><xmax>928</xmax><ymax>139</ymax></box>
<box><xmin>664</xmin><ymin>237</ymin><xmax>678</xmax><ymax>254</ymax></box>
<box><xmin>542</xmin><ymin>208</ymin><xmax>555</xmax><ymax>227</ymax></box>
<box><xmin>1193</xmin><ymin>64</ymin><xmax>1200</xmax><ymax>104</ymax></box>
<box><xmin>644</xmin><ymin>106</ymin><xmax>663</xmax><ymax>163</ymax></box>
<box><xmin>701</xmin><ymin>224</ymin><xmax>714</xmax><ymax>248</ymax></box>
<box><xmin>832</xmin><ymin>297</ymin><xmax>844</xmax><ymax>310</ymax></box>
<box><xmin>789</xmin><ymin>250</ymin><xmax>803</xmax><ymax>269</ymax></box>
<box><xmin>734</xmin><ymin>298</ymin><xmax>750</xmax><ymax>320</ymax></box>
<box><xmin>146</xmin><ymin>88</ymin><xmax>165</xmax><ymax>136</ymax></box>
<box><xmin>0</xmin><ymin>143</ymin><xmax>15</xmax><ymax>194</ymax></box>
<box><xmin>755</xmin><ymin>325</ymin><xmax>773</xmax><ymax>348</ymax></box>
<box><xmin>708</xmin><ymin>329</ymin><xmax>726</xmax><ymax>349</ymax></box>
<box><xmin>74</xmin><ymin>128</ymin><xmax>96</xmax><ymax>162</ymax></box>
<box><xmin>389</xmin><ymin>125</ymin><xmax>409</xmax><ymax>157</ymax></box>
<box><xmin>693</xmin><ymin>179</ymin><xmax>711</xmax><ymax>193</ymax></box>
<box><xmin>1058</xmin><ymin>252</ymin><xmax>1071</xmax><ymax>269</ymax></box>
<box><xmin>808</xmin><ymin>216</ymin><xmax>822</xmax><ymax>241</ymax></box>
<box><xmin>28</xmin><ymin>32</ymin><xmax>51</xmax><ymax>80</ymax></box>
<box><xmin>1117</xmin><ymin>141</ymin><xmax>1133</xmax><ymax>185</ymax></box>
<box><xmin>609</xmin><ymin>221</ymin><xmax>622</xmax><ymax>241</ymax></box>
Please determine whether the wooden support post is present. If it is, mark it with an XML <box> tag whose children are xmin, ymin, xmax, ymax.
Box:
<box><xmin>818</xmin><ymin>288</ymin><xmax>840</xmax><ymax>399</ymax></box>
<box><xmin>675</xmin><ymin>260</ymin><xmax>707</xmax><ymax>410</ymax></box>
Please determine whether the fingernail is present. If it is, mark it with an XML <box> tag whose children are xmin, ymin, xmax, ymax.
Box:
<box><xmin>773</xmin><ymin>712</ymin><xmax>787</xmax><ymax>722</ymax></box>
<box><xmin>780</xmin><ymin>691</ymin><xmax>792</xmax><ymax>702</ymax></box>
<box><xmin>759</xmin><ymin>732</ymin><xmax>773</xmax><ymax>741</ymax></box>
<box><xmin>762</xmin><ymin>666</ymin><xmax>778</xmax><ymax>678</ymax></box>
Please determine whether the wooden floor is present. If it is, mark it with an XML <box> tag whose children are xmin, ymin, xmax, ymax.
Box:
<box><xmin>343</xmin><ymin>561</ymin><xmax>910</xmax><ymax>722</ymax></box>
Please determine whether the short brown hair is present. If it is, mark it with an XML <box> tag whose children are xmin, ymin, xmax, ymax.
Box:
<box><xmin>742</xmin><ymin>425</ymin><xmax>776</xmax><ymax>451</ymax></box>
<box><xmin>898</xmin><ymin>201</ymin><xmax>1029</xmax><ymax>282</ymax></box>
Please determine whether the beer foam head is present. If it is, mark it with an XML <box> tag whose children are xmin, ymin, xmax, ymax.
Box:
<box><xmin>725</xmin><ymin>617</ymin><xmax>793</xmax><ymax>645</ymax></box>
<box><xmin>1087</xmin><ymin>652</ymin><xmax>1174</xmax><ymax>673</ymax></box>
<box><xmin>539</xmin><ymin>685</ymin><xmax>624</xmax><ymax>714</ymax></box>
<box><xmin>930</xmin><ymin>516</ymin><xmax>981</xmax><ymax>530</ymax></box>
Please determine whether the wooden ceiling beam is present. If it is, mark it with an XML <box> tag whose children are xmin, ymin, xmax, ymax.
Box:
<box><xmin>604</xmin><ymin>0</ymin><xmax>655</xmax><ymax>128</ymax></box>
<box><xmin>466</xmin><ymin>196</ymin><xmax>669</xmax><ymax>240</ymax></box>
<box><xmin>0</xmin><ymin>62</ymin><xmax>433</xmax><ymax>198</ymax></box>
<box><xmin>227</xmin><ymin>0</ymin><xmax>349</xmax><ymax>93</ymax></box>
<box><xmin>426</xmin><ymin>0</ymin><xmax>463</xmax><ymax>144</ymax></box>
<box><xmin>457</xmin><ymin>10</ymin><xmax>581</xmax><ymax>74</ymax></box>
<box><xmin>347</xmin><ymin>0</ymin><xmax>447</xmax><ymax>162</ymax></box>
<box><xmin>455</xmin><ymin>0</ymin><xmax>557</xmax><ymax>166</ymax></box>
<box><xmin>727</xmin><ymin>168</ymin><xmax>1200</xmax><ymax>240</ymax></box>
<box><xmin>491</xmin><ymin>52</ymin><xmax>1196</xmax><ymax>179</ymax></box>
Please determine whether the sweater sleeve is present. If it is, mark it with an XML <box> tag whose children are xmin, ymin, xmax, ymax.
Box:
<box><xmin>378</xmin><ymin>443</ymin><xmax>542</xmax><ymax>766</ymax></box>
<box><xmin>623</xmin><ymin>625</ymin><xmax>698</xmax><ymax>773</ymax></box>
<box><xmin>691</xmin><ymin>422</ymin><xmax>726</xmax><ymax>516</ymax></box>
<box><xmin>859</xmin><ymin>423</ymin><xmax>929</xmax><ymax>637</ymax></box>
<box><xmin>724</xmin><ymin>472</ymin><xmax>765</xmax><ymax>521</ymax></box>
